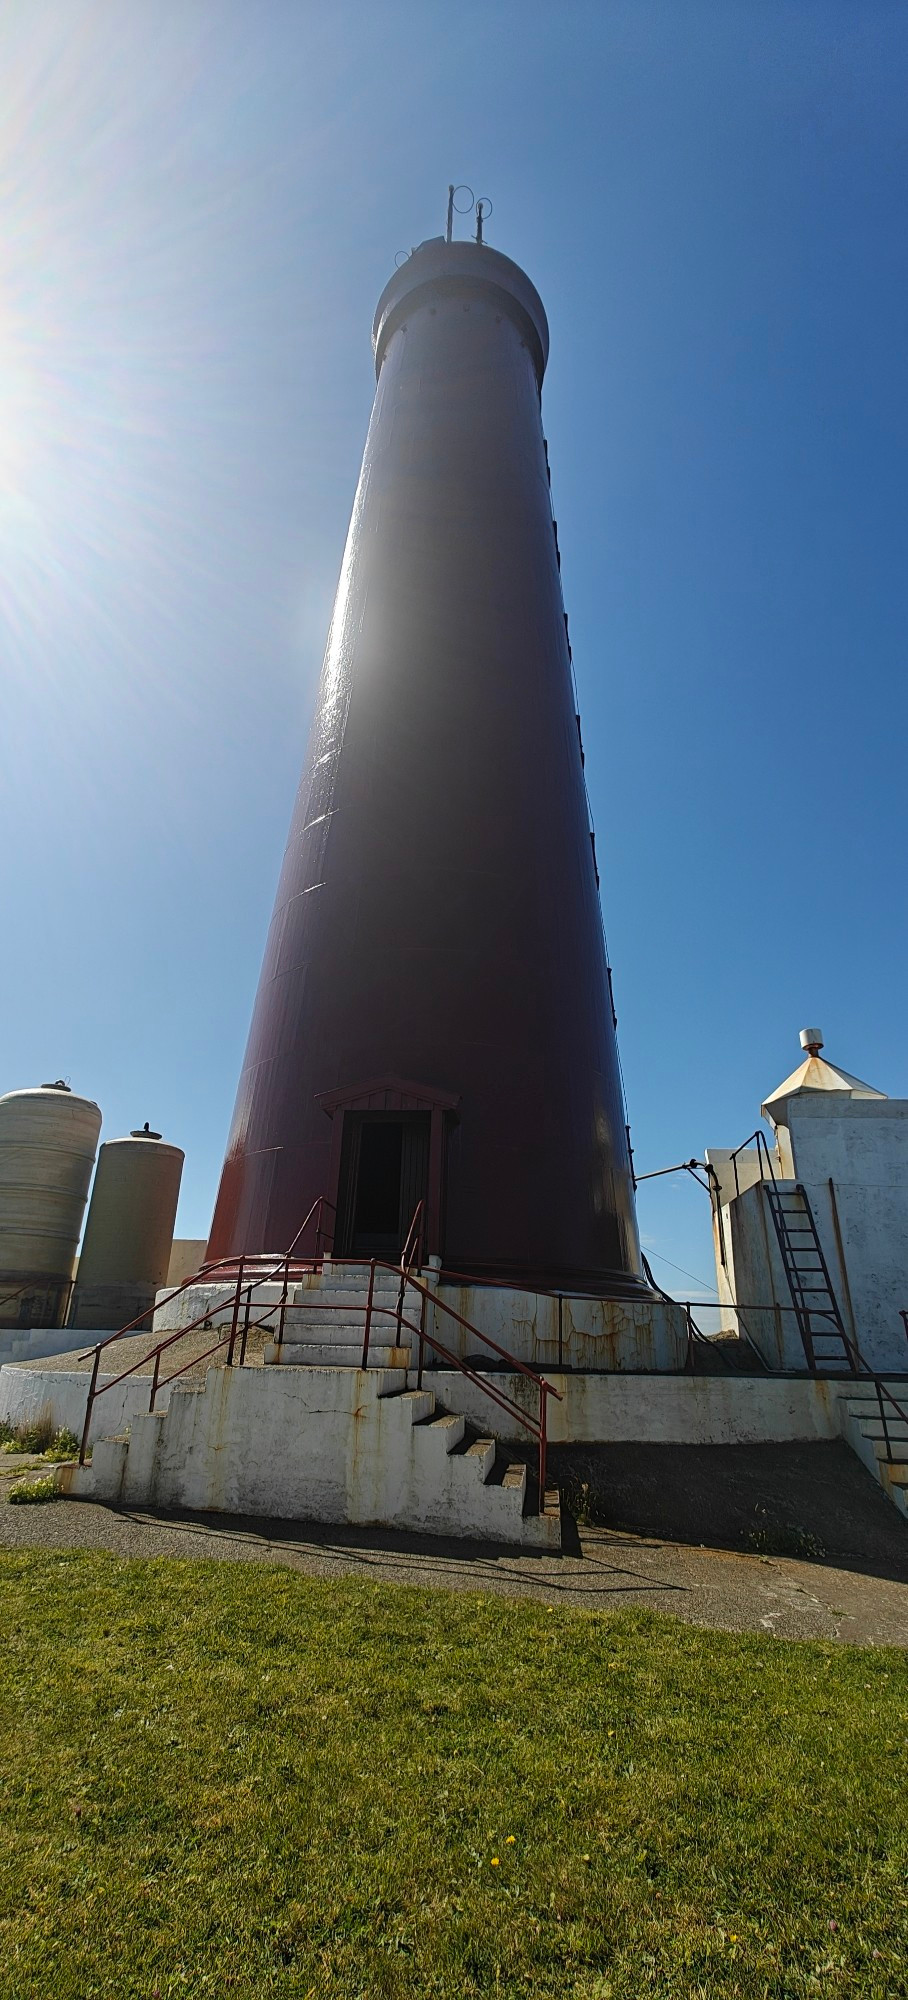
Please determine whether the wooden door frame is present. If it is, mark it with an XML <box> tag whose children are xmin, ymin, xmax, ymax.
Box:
<box><xmin>315</xmin><ymin>1075</ymin><xmax>459</xmax><ymax>1260</ymax></box>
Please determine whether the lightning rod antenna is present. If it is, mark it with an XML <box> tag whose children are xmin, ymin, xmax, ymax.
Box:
<box><xmin>475</xmin><ymin>197</ymin><xmax>492</xmax><ymax>245</ymax></box>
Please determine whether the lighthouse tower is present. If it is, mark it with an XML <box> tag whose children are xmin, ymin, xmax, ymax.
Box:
<box><xmin>208</xmin><ymin>227</ymin><xmax>645</xmax><ymax>1297</ymax></box>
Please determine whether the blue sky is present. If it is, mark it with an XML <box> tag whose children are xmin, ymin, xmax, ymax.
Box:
<box><xmin>2</xmin><ymin>1</ymin><xmax>906</xmax><ymax>1306</ymax></box>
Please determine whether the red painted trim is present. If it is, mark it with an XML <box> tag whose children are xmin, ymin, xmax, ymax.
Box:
<box><xmin>316</xmin><ymin>1074</ymin><xmax>459</xmax><ymax>1115</ymax></box>
<box><xmin>427</xmin><ymin>1104</ymin><xmax>444</xmax><ymax>1258</ymax></box>
<box><xmin>323</xmin><ymin>1113</ymin><xmax>346</xmax><ymax>1255</ymax></box>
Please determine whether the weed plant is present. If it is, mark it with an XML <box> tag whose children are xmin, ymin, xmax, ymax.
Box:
<box><xmin>7</xmin><ymin>1475</ymin><xmax>61</xmax><ymax>1505</ymax></box>
<box><xmin>1</xmin><ymin>1422</ymin><xmax>81</xmax><ymax>1461</ymax></box>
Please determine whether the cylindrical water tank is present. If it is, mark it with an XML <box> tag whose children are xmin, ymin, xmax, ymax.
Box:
<box><xmin>0</xmin><ymin>1083</ymin><xmax>102</xmax><ymax>1328</ymax></box>
<box><xmin>69</xmin><ymin>1126</ymin><xmax>184</xmax><ymax>1331</ymax></box>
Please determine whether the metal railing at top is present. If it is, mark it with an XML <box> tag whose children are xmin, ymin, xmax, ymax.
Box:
<box><xmin>727</xmin><ymin>1126</ymin><xmax>778</xmax><ymax>1201</ymax></box>
<box><xmin>639</xmin><ymin>1256</ymin><xmax>771</xmax><ymax>1373</ymax></box>
<box><xmin>0</xmin><ymin>1275</ymin><xmax>73</xmax><ymax>1324</ymax></box>
<box><xmin>722</xmin><ymin>1131</ymin><xmax>908</xmax><ymax>1461</ymax></box>
<box><xmin>0</xmin><ymin>1277</ymin><xmax>46</xmax><ymax>1316</ymax></box>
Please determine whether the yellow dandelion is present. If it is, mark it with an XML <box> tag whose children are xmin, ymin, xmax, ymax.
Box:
<box><xmin>506</xmin><ymin>1835</ymin><xmax>515</xmax><ymax>1844</ymax></box>
<box><xmin>491</xmin><ymin>1857</ymin><xmax>499</xmax><ymax>1866</ymax></box>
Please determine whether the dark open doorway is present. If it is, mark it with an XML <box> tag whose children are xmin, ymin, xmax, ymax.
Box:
<box><xmin>335</xmin><ymin>1111</ymin><xmax>430</xmax><ymax>1259</ymax></box>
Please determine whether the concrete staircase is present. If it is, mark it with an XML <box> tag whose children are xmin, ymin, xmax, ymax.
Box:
<box><xmin>271</xmin><ymin>1263</ymin><xmax>414</xmax><ymax>1368</ymax></box>
<box><xmin>61</xmin><ymin>1348</ymin><xmax>561</xmax><ymax>1549</ymax></box>
<box><xmin>153</xmin><ymin>1261</ymin><xmax>417</xmax><ymax>1368</ymax></box>
<box><xmin>835</xmin><ymin>1379</ymin><xmax>908</xmax><ymax>1519</ymax></box>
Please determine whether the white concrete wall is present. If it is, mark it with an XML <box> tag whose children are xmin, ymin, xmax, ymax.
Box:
<box><xmin>0</xmin><ymin>1325</ymin><xmax>111</xmax><ymax>1369</ymax></box>
<box><xmin>788</xmin><ymin>1097</ymin><xmax>908</xmax><ymax>1372</ymax></box>
<box><xmin>0</xmin><ymin>1363</ymin><xmax>173</xmax><ymax>1443</ymax></box>
<box><xmin>714</xmin><ymin>1181</ymin><xmax>804</xmax><ymax>1370</ymax></box>
<box><xmin>706</xmin><ymin>1147</ymin><xmax>772</xmax><ymax>1209</ymax></box>
<box><xmin>427</xmin><ymin>1282</ymin><xmax>686</xmax><ymax>1371</ymax></box>
<box><xmin>3</xmin><ymin>1355</ymin><xmax>843</xmax><ymax>1453</ymax></box>
<box><xmin>61</xmin><ymin>1367</ymin><xmax>553</xmax><ymax>1546</ymax></box>
<box><xmin>420</xmin><ymin>1369</ymin><xmax>842</xmax><ymax>1443</ymax></box>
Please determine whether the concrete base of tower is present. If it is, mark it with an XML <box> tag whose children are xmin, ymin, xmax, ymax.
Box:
<box><xmin>150</xmin><ymin>1263</ymin><xmax>687</xmax><ymax>1374</ymax></box>
<box><xmin>427</xmin><ymin>1278</ymin><xmax>687</xmax><ymax>1372</ymax></box>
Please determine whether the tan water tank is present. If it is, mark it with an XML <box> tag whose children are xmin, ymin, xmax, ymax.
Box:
<box><xmin>0</xmin><ymin>1082</ymin><xmax>102</xmax><ymax>1328</ymax></box>
<box><xmin>69</xmin><ymin>1126</ymin><xmax>185</xmax><ymax>1331</ymax></box>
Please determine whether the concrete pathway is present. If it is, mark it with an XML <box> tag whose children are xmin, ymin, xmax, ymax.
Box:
<box><xmin>2</xmin><ymin>1450</ymin><xmax>907</xmax><ymax>1646</ymax></box>
<box><xmin>12</xmin><ymin>1326</ymin><xmax>270</xmax><ymax>1379</ymax></box>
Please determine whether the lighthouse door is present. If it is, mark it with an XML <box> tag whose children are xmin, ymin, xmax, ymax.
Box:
<box><xmin>336</xmin><ymin>1111</ymin><xmax>430</xmax><ymax>1259</ymax></box>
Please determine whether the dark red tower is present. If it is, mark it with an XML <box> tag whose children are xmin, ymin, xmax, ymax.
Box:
<box><xmin>208</xmin><ymin>234</ymin><xmax>645</xmax><ymax>1294</ymax></box>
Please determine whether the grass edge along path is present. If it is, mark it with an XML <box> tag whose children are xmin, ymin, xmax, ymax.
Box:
<box><xmin>0</xmin><ymin>1549</ymin><xmax>905</xmax><ymax>1999</ymax></box>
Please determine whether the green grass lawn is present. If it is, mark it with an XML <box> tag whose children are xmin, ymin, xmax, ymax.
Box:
<box><xmin>0</xmin><ymin>1552</ymin><xmax>905</xmax><ymax>1999</ymax></box>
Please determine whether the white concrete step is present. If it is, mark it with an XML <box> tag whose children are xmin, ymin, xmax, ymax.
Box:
<box><xmin>840</xmin><ymin>1379</ymin><xmax>908</xmax><ymax>1396</ymax></box>
<box><xmin>280</xmin><ymin>1312</ymin><xmax>367</xmax><ymax>1335</ymax></box>
<box><xmin>310</xmin><ymin>1262</ymin><xmax>410</xmax><ymax>1282</ymax></box>
<box><xmin>265</xmin><ymin>1340</ymin><xmax>411</xmax><ymax>1370</ymax></box>
<box><xmin>841</xmin><ymin>1386</ymin><xmax>908</xmax><ymax>1407</ymax></box>
<box><xmin>282</xmin><ymin>1301</ymin><xmax>409</xmax><ymax>1324</ymax></box>
<box><xmin>462</xmin><ymin>1436</ymin><xmax>496</xmax><ymax>1480</ymax></box>
<box><xmin>294</xmin><ymin>1281</ymin><xmax>406</xmax><ymax>1306</ymax></box>
<box><xmin>835</xmin><ymin>1391</ymin><xmax>908</xmax><ymax>1520</ymax></box>
<box><xmin>864</xmin><ymin>1437</ymin><xmax>908</xmax><ymax>1462</ymax></box>
<box><xmin>421</xmin><ymin>1412</ymin><xmax>466</xmax><ymax>1455</ymax></box>
<box><xmin>398</xmin><ymin>1387</ymin><xmax>436</xmax><ymax>1424</ymax></box>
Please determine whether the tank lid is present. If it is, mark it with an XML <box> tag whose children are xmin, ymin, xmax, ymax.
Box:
<box><xmin>372</xmin><ymin>236</ymin><xmax>550</xmax><ymax>388</ymax></box>
<box><xmin>130</xmin><ymin>1122</ymin><xmax>163</xmax><ymax>1140</ymax></box>
<box><xmin>761</xmin><ymin>1029</ymin><xmax>887</xmax><ymax>1128</ymax></box>
<box><xmin>41</xmin><ymin>1079</ymin><xmax>71</xmax><ymax>1092</ymax></box>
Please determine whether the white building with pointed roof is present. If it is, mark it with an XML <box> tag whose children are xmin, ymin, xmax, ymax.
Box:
<box><xmin>707</xmin><ymin>1030</ymin><xmax>908</xmax><ymax>1374</ymax></box>
<box><xmin>760</xmin><ymin>1027</ymin><xmax>887</xmax><ymax>1178</ymax></box>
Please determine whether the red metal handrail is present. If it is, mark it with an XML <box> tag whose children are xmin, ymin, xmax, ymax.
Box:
<box><xmin>357</xmin><ymin>1248</ymin><xmax>560</xmax><ymax>1508</ymax></box>
<box><xmin>400</xmin><ymin>1200</ymin><xmax>424</xmax><ymax>1273</ymax></box>
<box><xmin>393</xmin><ymin>1200</ymin><xmax>425</xmax><ymax>1351</ymax></box>
<box><xmin>77</xmin><ymin>1196</ymin><xmax>332</xmax><ymax>1463</ymax></box>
